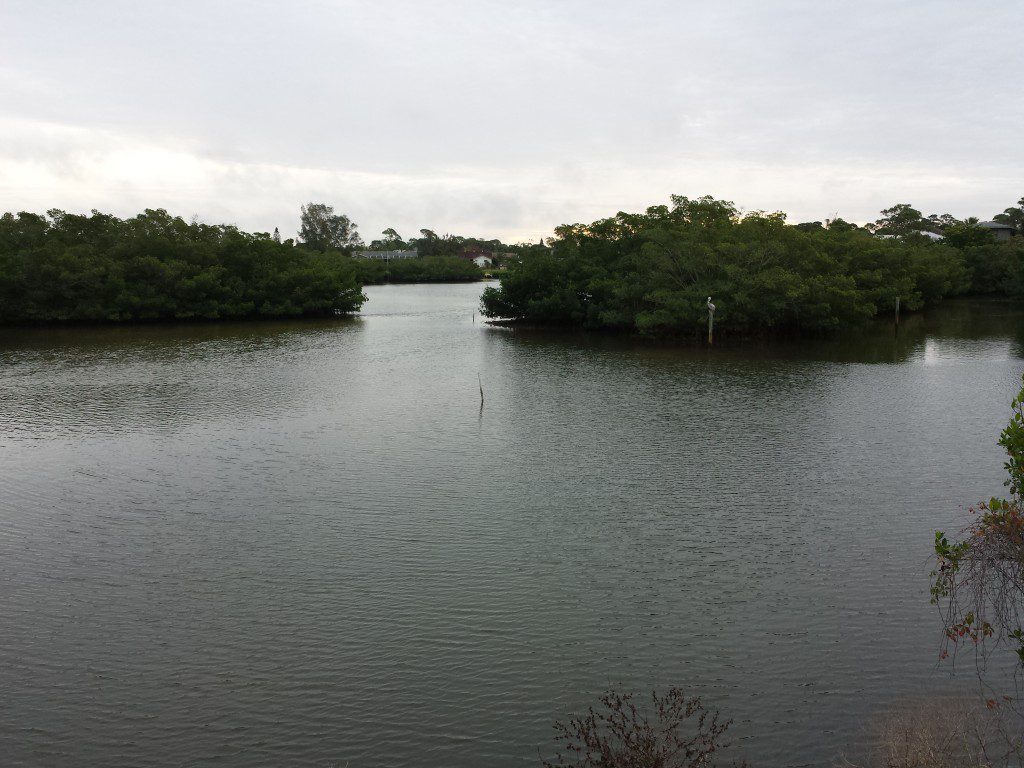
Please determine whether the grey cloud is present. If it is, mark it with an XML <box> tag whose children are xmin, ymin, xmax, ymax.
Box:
<box><xmin>1</xmin><ymin>0</ymin><xmax>1021</xmax><ymax>240</ymax></box>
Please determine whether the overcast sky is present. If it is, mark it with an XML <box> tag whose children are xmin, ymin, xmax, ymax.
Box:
<box><xmin>2</xmin><ymin>0</ymin><xmax>1022</xmax><ymax>242</ymax></box>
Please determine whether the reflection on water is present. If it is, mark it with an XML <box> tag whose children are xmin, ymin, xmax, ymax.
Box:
<box><xmin>0</xmin><ymin>319</ymin><xmax>364</xmax><ymax>437</ymax></box>
<box><xmin>1</xmin><ymin>288</ymin><xmax>1023</xmax><ymax>767</ymax></box>
<box><xmin>489</xmin><ymin>297</ymin><xmax>1024</xmax><ymax>366</ymax></box>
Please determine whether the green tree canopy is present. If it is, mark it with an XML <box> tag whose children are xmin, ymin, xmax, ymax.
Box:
<box><xmin>871</xmin><ymin>203</ymin><xmax>926</xmax><ymax>236</ymax></box>
<box><xmin>367</xmin><ymin>227</ymin><xmax>410</xmax><ymax>251</ymax></box>
<box><xmin>0</xmin><ymin>208</ymin><xmax>366</xmax><ymax>324</ymax></box>
<box><xmin>481</xmin><ymin>195</ymin><xmax>982</xmax><ymax>336</ymax></box>
<box><xmin>298</xmin><ymin>203</ymin><xmax>363</xmax><ymax>252</ymax></box>
<box><xmin>994</xmin><ymin>197</ymin><xmax>1024</xmax><ymax>231</ymax></box>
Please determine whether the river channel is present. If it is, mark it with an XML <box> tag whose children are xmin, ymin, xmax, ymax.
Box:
<box><xmin>2</xmin><ymin>283</ymin><xmax>1023</xmax><ymax>766</ymax></box>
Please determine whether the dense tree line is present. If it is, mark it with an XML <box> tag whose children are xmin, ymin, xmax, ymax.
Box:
<box><xmin>353</xmin><ymin>255</ymin><xmax>483</xmax><ymax>284</ymax></box>
<box><xmin>297</xmin><ymin>200</ymin><xmax>549</xmax><ymax>267</ymax></box>
<box><xmin>7</xmin><ymin>196</ymin><xmax>1020</xmax><ymax>328</ymax></box>
<box><xmin>363</xmin><ymin>226</ymin><xmax>544</xmax><ymax>264</ymax></box>
<box><xmin>0</xmin><ymin>208</ymin><xmax>366</xmax><ymax>323</ymax></box>
<box><xmin>865</xmin><ymin>199</ymin><xmax>1024</xmax><ymax>296</ymax></box>
<box><xmin>481</xmin><ymin>195</ymin><xmax>1024</xmax><ymax>335</ymax></box>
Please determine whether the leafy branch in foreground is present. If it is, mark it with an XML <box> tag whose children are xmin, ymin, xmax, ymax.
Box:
<box><xmin>932</xmin><ymin>376</ymin><xmax>1024</xmax><ymax>699</ymax></box>
<box><xmin>542</xmin><ymin>688</ymin><xmax>747</xmax><ymax>768</ymax></box>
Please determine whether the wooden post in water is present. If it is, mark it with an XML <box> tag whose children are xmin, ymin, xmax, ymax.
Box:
<box><xmin>894</xmin><ymin>296</ymin><xmax>900</xmax><ymax>331</ymax></box>
<box><xmin>478</xmin><ymin>373</ymin><xmax>484</xmax><ymax>406</ymax></box>
<box><xmin>706</xmin><ymin>296</ymin><xmax>716</xmax><ymax>346</ymax></box>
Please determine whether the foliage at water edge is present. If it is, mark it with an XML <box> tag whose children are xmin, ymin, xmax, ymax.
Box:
<box><xmin>0</xmin><ymin>208</ymin><xmax>366</xmax><ymax>323</ymax></box>
<box><xmin>480</xmin><ymin>195</ymin><xmax>1024</xmax><ymax>335</ymax></box>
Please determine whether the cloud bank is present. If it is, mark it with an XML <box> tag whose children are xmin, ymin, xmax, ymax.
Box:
<box><xmin>2</xmin><ymin>0</ymin><xmax>1022</xmax><ymax>241</ymax></box>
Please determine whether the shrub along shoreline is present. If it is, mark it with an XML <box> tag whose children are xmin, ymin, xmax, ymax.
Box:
<box><xmin>0</xmin><ymin>209</ymin><xmax>371</xmax><ymax>324</ymax></box>
<box><xmin>480</xmin><ymin>196</ymin><xmax>1024</xmax><ymax>337</ymax></box>
<box><xmin>4</xmin><ymin>198</ymin><xmax>1021</xmax><ymax>332</ymax></box>
<box><xmin>0</xmin><ymin>208</ymin><xmax>486</xmax><ymax>325</ymax></box>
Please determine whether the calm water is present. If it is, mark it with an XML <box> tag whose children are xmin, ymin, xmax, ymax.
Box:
<box><xmin>2</xmin><ymin>283</ymin><xmax>1024</xmax><ymax>767</ymax></box>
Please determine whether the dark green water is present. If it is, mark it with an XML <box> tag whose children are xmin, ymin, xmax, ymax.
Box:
<box><xmin>2</xmin><ymin>284</ymin><xmax>1023</xmax><ymax>766</ymax></box>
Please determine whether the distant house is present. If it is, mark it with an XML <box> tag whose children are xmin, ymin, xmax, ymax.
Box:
<box><xmin>458</xmin><ymin>244</ymin><xmax>494</xmax><ymax>267</ymax></box>
<box><xmin>978</xmin><ymin>221</ymin><xmax>1018</xmax><ymax>242</ymax></box>
<box><xmin>461</xmin><ymin>244</ymin><xmax>491</xmax><ymax>259</ymax></box>
<box><xmin>355</xmin><ymin>249</ymin><xmax>418</xmax><ymax>261</ymax></box>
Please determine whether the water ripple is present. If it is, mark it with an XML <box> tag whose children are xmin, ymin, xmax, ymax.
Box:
<box><xmin>1</xmin><ymin>290</ymin><xmax>1022</xmax><ymax>767</ymax></box>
